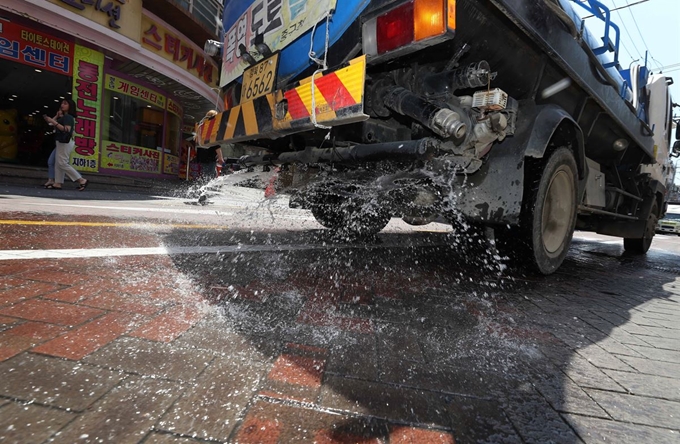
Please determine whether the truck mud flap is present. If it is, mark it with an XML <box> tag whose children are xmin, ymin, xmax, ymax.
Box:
<box><xmin>198</xmin><ymin>56</ymin><xmax>369</xmax><ymax>145</ymax></box>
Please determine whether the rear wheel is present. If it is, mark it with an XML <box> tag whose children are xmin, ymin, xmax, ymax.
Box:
<box><xmin>311</xmin><ymin>204</ymin><xmax>344</xmax><ymax>230</ymax></box>
<box><xmin>624</xmin><ymin>200</ymin><xmax>658</xmax><ymax>254</ymax></box>
<box><xmin>311</xmin><ymin>200</ymin><xmax>390</xmax><ymax>236</ymax></box>
<box><xmin>512</xmin><ymin>148</ymin><xmax>578</xmax><ymax>275</ymax></box>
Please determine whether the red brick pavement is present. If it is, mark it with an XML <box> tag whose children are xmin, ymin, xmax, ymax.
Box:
<box><xmin>0</xmin><ymin>256</ymin><xmax>205</xmax><ymax>362</ymax></box>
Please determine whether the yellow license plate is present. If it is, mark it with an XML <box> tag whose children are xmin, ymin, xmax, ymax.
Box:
<box><xmin>240</xmin><ymin>53</ymin><xmax>279</xmax><ymax>103</ymax></box>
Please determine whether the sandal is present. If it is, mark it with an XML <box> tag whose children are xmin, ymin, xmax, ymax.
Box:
<box><xmin>43</xmin><ymin>181</ymin><xmax>54</xmax><ymax>188</ymax></box>
<box><xmin>77</xmin><ymin>180</ymin><xmax>88</xmax><ymax>191</ymax></box>
<box><xmin>46</xmin><ymin>184</ymin><xmax>62</xmax><ymax>190</ymax></box>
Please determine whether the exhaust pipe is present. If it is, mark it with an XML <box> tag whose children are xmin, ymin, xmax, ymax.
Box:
<box><xmin>239</xmin><ymin>138</ymin><xmax>439</xmax><ymax>167</ymax></box>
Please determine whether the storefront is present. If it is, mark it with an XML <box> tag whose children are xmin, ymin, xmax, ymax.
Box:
<box><xmin>0</xmin><ymin>0</ymin><xmax>219</xmax><ymax>179</ymax></box>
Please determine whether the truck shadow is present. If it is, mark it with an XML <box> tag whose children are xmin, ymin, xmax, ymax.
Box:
<box><xmin>164</xmin><ymin>226</ymin><xmax>679</xmax><ymax>443</ymax></box>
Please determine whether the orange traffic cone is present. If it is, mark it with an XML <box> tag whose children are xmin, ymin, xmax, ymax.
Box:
<box><xmin>264</xmin><ymin>168</ymin><xmax>279</xmax><ymax>198</ymax></box>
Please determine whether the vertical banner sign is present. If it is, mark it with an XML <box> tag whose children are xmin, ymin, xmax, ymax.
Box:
<box><xmin>71</xmin><ymin>45</ymin><xmax>104</xmax><ymax>172</ymax></box>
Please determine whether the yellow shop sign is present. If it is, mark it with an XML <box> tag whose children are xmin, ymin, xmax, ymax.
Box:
<box><xmin>105</xmin><ymin>74</ymin><xmax>166</xmax><ymax>108</ymax></box>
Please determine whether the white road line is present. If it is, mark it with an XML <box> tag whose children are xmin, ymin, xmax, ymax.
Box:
<box><xmin>14</xmin><ymin>201</ymin><xmax>311</xmax><ymax>220</ymax></box>
<box><xmin>0</xmin><ymin>239</ymin><xmax>449</xmax><ymax>261</ymax></box>
<box><xmin>0</xmin><ymin>245</ymin><xmax>326</xmax><ymax>260</ymax></box>
<box><xmin>18</xmin><ymin>202</ymin><xmax>235</xmax><ymax>216</ymax></box>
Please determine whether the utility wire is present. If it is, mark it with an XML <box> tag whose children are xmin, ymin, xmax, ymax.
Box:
<box><xmin>624</xmin><ymin>0</ymin><xmax>665</xmax><ymax>70</ymax></box>
<box><xmin>610</xmin><ymin>0</ymin><xmax>647</xmax><ymax>63</ymax></box>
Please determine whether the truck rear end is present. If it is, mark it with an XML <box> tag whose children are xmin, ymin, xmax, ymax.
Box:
<box><xmin>198</xmin><ymin>0</ymin><xmax>679</xmax><ymax>274</ymax></box>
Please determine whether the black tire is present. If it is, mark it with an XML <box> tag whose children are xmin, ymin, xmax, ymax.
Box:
<box><xmin>623</xmin><ymin>200</ymin><xmax>658</xmax><ymax>254</ymax></box>
<box><xmin>311</xmin><ymin>200</ymin><xmax>390</xmax><ymax>236</ymax></box>
<box><xmin>311</xmin><ymin>204</ymin><xmax>344</xmax><ymax>230</ymax></box>
<box><xmin>515</xmin><ymin>147</ymin><xmax>578</xmax><ymax>275</ymax></box>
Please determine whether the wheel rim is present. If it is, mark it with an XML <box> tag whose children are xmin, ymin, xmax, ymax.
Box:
<box><xmin>541</xmin><ymin>167</ymin><xmax>575</xmax><ymax>254</ymax></box>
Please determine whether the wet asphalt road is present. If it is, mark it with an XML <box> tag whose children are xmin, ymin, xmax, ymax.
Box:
<box><xmin>0</xmin><ymin>183</ymin><xmax>679</xmax><ymax>443</ymax></box>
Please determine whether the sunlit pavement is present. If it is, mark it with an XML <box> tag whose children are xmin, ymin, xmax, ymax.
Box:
<box><xmin>0</xmin><ymin>184</ymin><xmax>679</xmax><ymax>443</ymax></box>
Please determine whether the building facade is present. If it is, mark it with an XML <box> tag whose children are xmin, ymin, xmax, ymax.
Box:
<box><xmin>0</xmin><ymin>0</ymin><xmax>222</xmax><ymax>179</ymax></box>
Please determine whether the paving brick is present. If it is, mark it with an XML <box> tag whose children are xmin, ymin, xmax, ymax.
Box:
<box><xmin>327</xmin><ymin>333</ymin><xmax>378</xmax><ymax>380</ymax></box>
<box><xmin>17</xmin><ymin>269</ymin><xmax>90</xmax><ymax>286</ymax></box>
<box><xmin>158</xmin><ymin>356</ymin><xmax>267</xmax><ymax>441</ymax></box>
<box><xmin>0</xmin><ymin>282</ymin><xmax>64</xmax><ymax>306</ymax></box>
<box><xmin>141</xmin><ymin>433</ymin><xmax>204</xmax><ymax>443</ymax></box>
<box><xmin>575</xmin><ymin>344</ymin><xmax>636</xmax><ymax>372</ymax></box>
<box><xmin>500</xmin><ymin>382</ymin><xmax>581</xmax><ymax>444</ymax></box>
<box><xmin>32</xmin><ymin>311</ymin><xmax>141</xmax><ymax>360</ymax></box>
<box><xmin>55</xmin><ymin>376</ymin><xmax>182</xmax><ymax>444</ymax></box>
<box><xmin>563</xmin><ymin>413</ymin><xmax>680</xmax><ymax>444</ymax></box>
<box><xmin>0</xmin><ymin>401</ymin><xmax>75</xmax><ymax>443</ymax></box>
<box><xmin>314</xmin><ymin>428</ymin><xmax>382</xmax><ymax>443</ymax></box>
<box><xmin>378</xmin><ymin>354</ymin><xmax>507</xmax><ymax>399</ymax></box>
<box><xmin>43</xmin><ymin>284</ymin><xmax>101</xmax><ymax>303</ymax></box>
<box><xmin>623</xmin><ymin>344</ymin><xmax>680</xmax><ymax>364</ymax></box>
<box><xmin>0</xmin><ymin>277</ymin><xmax>31</xmax><ymax>290</ymax></box>
<box><xmin>562</xmin><ymin>354</ymin><xmax>626</xmax><ymax>392</ymax></box>
<box><xmin>171</xmin><ymin>318</ymin><xmax>280</xmax><ymax>361</ymax></box>
<box><xmin>629</xmin><ymin>324</ymin><xmax>680</xmax><ymax>340</ymax></box>
<box><xmin>617</xmin><ymin>355</ymin><xmax>680</xmax><ymax>379</ymax></box>
<box><xmin>585</xmin><ymin>389</ymin><xmax>680</xmax><ymax>430</ymax></box>
<box><xmin>81</xmin><ymin>291</ymin><xmax>167</xmax><ymax>316</ymax></box>
<box><xmin>595</xmin><ymin>337</ymin><xmax>647</xmax><ymax>358</ymax></box>
<box><xmin>268</xmin><ymin>353</ymin><xmax>326</xmax><ymax>388</ymax></box>
<box><xmin>297</xmin><ymin>308</ymin><xmax>373</xmax><ymax>334</ymax></box>
<box><xmin>320</xmin><ymin>375</ymin><xmax>450</xmax><ymax>425</ymax></box>
<box><xmin>0</xmin><ymin>315</ymin><xmax>19</xmax><ymax>327</ymax></box>
<box><xmin>641</xmin><ymin>336</ymin><xmax>680</xmax><ymax>352</ymax></box>
<box><xmin>233</xmin><ymin>416</ymin><xmax>283</xmax><ymax>444</ymax></box>
<box><xmin>389</xmin><ymin>426</ymin><xmax>454</xmax><ymax>444</ymax></box>
<box><xmin>0</xmin><ymin>321</ymin><xmax>69</xmax><ymax>361</ymax></box>
<box><xmin>444</xmin><ymin>395</ymin><xmax>522</xmax><ymax>443</ymax></box>
<box><xmin>533</xmin><ymin>374</ymin><xmax>610</xmax><ymax>418</ymax></box>
<box><xmin>376</xmin><ymin>323</ymin><xmax>425</xmax><ymax>363</ymax></box>
<box><xmin>601</xmin><ymin>368</ymin><xmax>680</xmax><ymax>402</ymax></box>
<box><xmin>232</xmin><ymin>400</ymin><xmax>389</xmax><ymax>443</ymax></box>
<box><xmin>0</xmin><ymin>353</ymin><xmax>124</xmax><ymax>411</ymax></box>
<box><xmin>128</xmin><ymin>305</ymin><xmax>205</xmax><ymax>342</ymax></box>
<box><xmin>0</xmin><ymin>298</ymin><xmax>104</xmax><ymax>326</ymax></box>
<box><xmin>84</xmin><ymin>336</ymin><xmax>213</xmax><ymax>381</ymax></box>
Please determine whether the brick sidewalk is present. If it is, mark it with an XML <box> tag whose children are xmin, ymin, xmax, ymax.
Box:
<box><xmin>1</xmin><ymin>236</ymin><xmax>679</xmax><ymax>443</ymax></box>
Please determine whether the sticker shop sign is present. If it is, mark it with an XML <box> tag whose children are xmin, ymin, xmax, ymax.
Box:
<box><xmin>141</xmin><ymin>14</ymin><xmax>218</xmax><ymax>87</ymax></box>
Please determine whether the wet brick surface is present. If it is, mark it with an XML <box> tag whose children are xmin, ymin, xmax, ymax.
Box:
<box><xmin>0</xmin><ymin>210</ymin><xmax>679</xmax><ymax>443</ymax></box>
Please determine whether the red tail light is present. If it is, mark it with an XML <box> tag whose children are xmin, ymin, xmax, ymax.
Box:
<box><xmin>376</xmin><ymin>2</ymin><xmax>414</xmax><ymax>54</ymax></box>
<box><xmin>363</xmin><ymin>0</ymin><xmax>451</xmax><ymax>58</ymax></box>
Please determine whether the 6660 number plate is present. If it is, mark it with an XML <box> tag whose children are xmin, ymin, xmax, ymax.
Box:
<box><xmin>240</xmin><ymin>53</ymin><xmax>279</xmax><ymax>103</ymax></box>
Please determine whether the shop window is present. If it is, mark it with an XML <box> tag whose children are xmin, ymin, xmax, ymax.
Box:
<box><xmin>165</xmin><ymin>112</ymin><xmax>181</xmax><ymax>156</ymax></box>
<box><xmin>104</xmin><ymin>90</ymin><xmax>164</xmax><ymax>149</ymax></box>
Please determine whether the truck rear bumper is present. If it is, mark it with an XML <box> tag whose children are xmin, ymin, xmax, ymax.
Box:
<box><xmin>196</xmin><ymin>56</ymin><xmax>369</xmax><ymax>147</ymax></box>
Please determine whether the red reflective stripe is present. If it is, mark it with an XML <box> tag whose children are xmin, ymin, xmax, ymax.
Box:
<box><xmin>285</xmin><ymin>88</ymin><xmax>310</xmax><ymax>120</ymax></box>
<box><xmin>202</xmin><ymin>118</ymin><xmax>216</xmax><ymax>141</ymax></box>
<box><xmin>315</xmin><ymin>73</ymin><xmax>356</xmax><ymax>110</ymax></box>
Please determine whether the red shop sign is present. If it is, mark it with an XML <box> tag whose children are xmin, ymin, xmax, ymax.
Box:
<box><xmin>0</xmin><ymin>21</ymin><xmax>74</xmax><ymax>76</ymax></box>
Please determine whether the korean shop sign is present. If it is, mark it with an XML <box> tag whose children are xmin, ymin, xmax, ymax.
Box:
<box><xmin>141</xmin><ymin>14</ymin><xmax>218</xmax><ymax>88</ymax></box>
<box><xmin>49</xmin><ymin>0</ymin><xmax>142</xmax><ymax>42</ymax></box>
<box><xmin>102</xmin><ymin>141</ymin><xmax>162</xmax><ymax>173</ymax></box>
<box><xmin>0</xmin><ymin>21</ymin><xmax>73</xmax><ymax>76</ymax></box>
<box><xmin>105</xmin><ymin>74</ymin><xmax>166</xmax><ymax>108</ymax></box>
<box><xmin>167</xmin><ymin>98</ymin><xmax>183</xmax><ymax>118</ymax></box>
<box><xmin>71</xmin><ymin>45</ymin><xmax>104</xmax><ymax>173</ymax></box>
